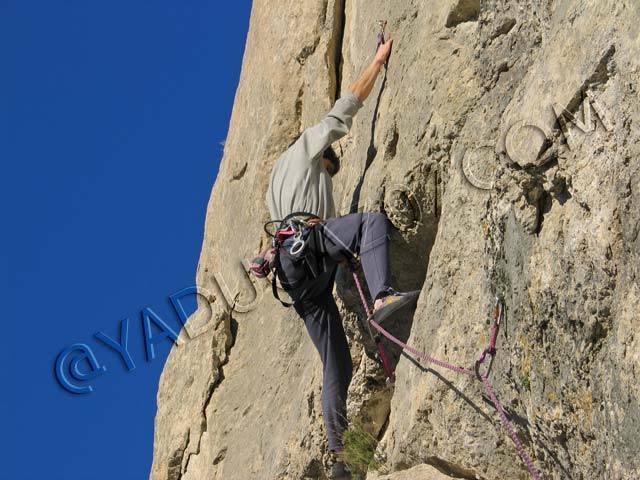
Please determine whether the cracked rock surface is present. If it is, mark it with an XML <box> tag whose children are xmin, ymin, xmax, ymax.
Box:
<box><xmin>150</xmin><ymin>1</ymin><xmax>639</xmax><ymax>479</ymax></box>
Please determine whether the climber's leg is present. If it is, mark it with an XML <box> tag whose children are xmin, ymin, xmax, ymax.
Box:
<box><xmin>321</xmin><ymin>212</ymin><xmax>393</xmax><ymax>301</ymax></box>
<box><xmin>321</xmin><ymin>212</ymin><xmax>420</xmax><ymax>322</ymax></box>
<box><xmin>294</xmin><ymin>280</ymin><xmax>353</xmax><ymax>452</ymax></box>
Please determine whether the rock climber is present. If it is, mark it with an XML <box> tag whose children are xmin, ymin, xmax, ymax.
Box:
<box><xmin>265</xmin><ymin>37</ymin><xmax>418</xmax><ymax>479</ymax></box>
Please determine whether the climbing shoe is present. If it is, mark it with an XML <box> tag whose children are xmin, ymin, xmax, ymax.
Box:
<box><xmin>328</xmin><ymin>449</ymin><xmax>351</xmax><ymax>479</ymax></box>
<box><xmin>329</xmin><ymin>459</ymin><xmax>351</xmax><ymax>479</ymax></box>
<box><xmin>371</xmin><ymin>290</ymin><xmax>420</xmax><ymax>323</ymax></box>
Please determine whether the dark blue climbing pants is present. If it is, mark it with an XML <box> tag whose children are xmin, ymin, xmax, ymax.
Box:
<box><xmin>277</xmin><ymin>212</ymin><xmax>392</xmax><ymax>451</ymax></box>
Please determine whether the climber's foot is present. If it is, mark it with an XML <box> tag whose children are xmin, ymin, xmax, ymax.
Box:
<box><xmin>330</xmin><ymin>460</ymin><xmax>351</xmax><ymax>479</ymax></box>
<box><xmin>371</xmin><ymin>290</ymin><xmax>420</xmax><ymax>323</ymax></box>
<box><xmin>329</xmin><ymin>450</ymin><xmax>351</xmax><ymax>479</ymax></box>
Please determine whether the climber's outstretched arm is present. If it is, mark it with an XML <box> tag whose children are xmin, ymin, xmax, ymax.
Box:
<box><xmin>347</xmin><ymin>39</ymin><xmax>393</xmax><ymax>103</ymax></box>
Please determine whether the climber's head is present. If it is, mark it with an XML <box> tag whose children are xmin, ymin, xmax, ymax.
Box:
<box><xmin>287</xmin><ymin>134</ymin><xmax>340</xmax><ymax>177</ymax></box>
<box><xmin>322</xmin><ymin>146</ymin><xmax>340</xmax><ymax>177</ymax></box>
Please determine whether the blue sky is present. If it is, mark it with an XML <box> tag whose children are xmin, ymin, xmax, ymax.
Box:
<box><xmin>0</xmin><ymin>2</ymin><xmax>252</xmax><ymax>478</ymax></box>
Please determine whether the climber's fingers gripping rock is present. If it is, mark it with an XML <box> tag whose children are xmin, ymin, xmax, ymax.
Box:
<box><xmin>375</xmin><ymin>37</ymin><xmax>393</xmax><ymax>65</ymax></box>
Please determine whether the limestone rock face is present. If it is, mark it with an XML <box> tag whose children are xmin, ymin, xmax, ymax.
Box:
<box><xmin>150</xmin><ymin>1</ymin><xmax>639</xmax><ymax>479</ymax></box>
<box><xmin>367</xmin><ymin>463</ymin><xmax>453</xmax><ymax>480</ymax></box>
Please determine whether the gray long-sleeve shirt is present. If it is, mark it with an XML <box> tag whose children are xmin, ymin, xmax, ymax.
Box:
<box><xmin>266</xmin><ymin>92</ymin><xmax>363</xmax><ymax>221</ymax></box>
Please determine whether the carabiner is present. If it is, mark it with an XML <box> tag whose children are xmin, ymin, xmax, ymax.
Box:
<box><xmin>475</xmin><ymin>350</ymin><xmax>496</xmax><ymax>380</ymax></box>
<box><xmin>289</xmin><ymin>229</ymin><xmax>306</xmax><ymax>256</ymax></box>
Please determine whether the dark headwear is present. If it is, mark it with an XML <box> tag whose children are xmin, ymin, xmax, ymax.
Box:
<box><xmin>288</xmin><ymin>134</ymin><xmax>340</xmax><ymax>176</ymax></box>
<box><xmin>323</xmin><ymin>146</ymin><xmax>340</xmax><ymax>176</ymax></box>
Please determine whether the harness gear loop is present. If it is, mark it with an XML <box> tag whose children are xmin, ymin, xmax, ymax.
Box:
<box><xmin>474</xmin><ymin>295</ymin><xmax>504</xmax><ymax>380</ymax></box>
<box><xmin>257</xmin><ymin>212</ymin><xmax>328</xmax><ymax>308</ymax></box>
<box><xmin>286</xmin><ymin>216</ymin><xmax>324</xmax><ymax>256</ymax></box>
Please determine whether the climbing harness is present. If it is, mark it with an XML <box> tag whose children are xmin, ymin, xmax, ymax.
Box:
<box><xmin>253</xmin><ymin>212</ymin><xmax>328</xmax><ymax>307</ymax></box>
<box><xmin>351</xmin><ymin>273</ymin><xmax>543</xmax><ymax>480</ymax></box>
<box><xmin>256</xmin><ymin>215</ymin><xmax>398</xmax><ymax>384</ymax></box>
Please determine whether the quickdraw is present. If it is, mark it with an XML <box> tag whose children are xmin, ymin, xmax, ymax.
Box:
<box><xmin>376</xmin><ymin>19</ymin><xmax>387</xmax><ymax>51</ymax></box>
<box><xmin>351</xmin><ymin>273</ymin><xmax>543</xmax><ymax>480</ymax></box>
<box><xmin>475</xmin><ymin>295</ymin><xmax>505</xmax><ymax>379</ymax></box>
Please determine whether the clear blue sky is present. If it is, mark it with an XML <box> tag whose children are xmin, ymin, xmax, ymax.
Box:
<box><xmin>0</xmin><ymin>2</ymin><xmax>252</xmax><ymax>478</ymax></box>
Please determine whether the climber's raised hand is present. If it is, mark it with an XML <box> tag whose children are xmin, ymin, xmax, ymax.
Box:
<box><xmin>374</xmin><ymin>38</ymin><xmax>393</xmax><ymax>66</ymax></box>
<box><xmin>348</xmin><ymin>38</ymin><xmax>394</xmax><ymax>102</ymax></box>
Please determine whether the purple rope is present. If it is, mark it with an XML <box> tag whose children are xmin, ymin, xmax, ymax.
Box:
<box><xmin>353</xmin><ymin>271</ymin><xmax>371</xmax><ymax>317</ymax></box>
<box><xmin>478</xmin><ymin>307</ymin><xmax>500</xmax><ymax>364</ymax></box>
<box><xmin>480</xmin><ymin>375</ymin><xmax>543</xmax><ymax>480</ymax></box>
<box><xmin>352</xmin><ymin>273</ymin><xmax>543</xmax><ymax>479</ymax></box>
<box><xmin>352</xmin><ymin>272</ymin><xmax>395</xmax><ymax>381</ymax></box>
<box><xmin>370</xmin><ymin>318</ymin><xmax>475</xmax><ymax>377</ymax></box>
<box><xmin>478</xmin><ymin>320</ymin><xmax>498</xmax><ymax>364</ymax></box>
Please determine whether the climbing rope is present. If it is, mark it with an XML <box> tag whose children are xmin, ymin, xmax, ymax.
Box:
<box><xmin>351</xmin><ymin>273</ymin><xmax>543</xmax><ymax>480</ymax></box>
<box><xmin>351</xmin><ymin>270</ymin><xmax>395</xmax><ymax>383</ymax></box>
<box><xmin>348</xmin><ymin>23</ymin><xmax>542</xmax><ymax>476</ymax></box>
